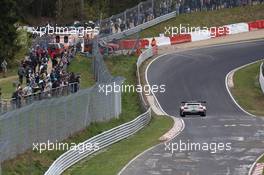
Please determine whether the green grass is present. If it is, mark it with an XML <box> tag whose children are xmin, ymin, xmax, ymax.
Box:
<box><xmin>67</xmin><ymin>54</ymin><xmax>95</xmax><ymax>88</ymax></box>
<box><xmin>0</xmin><ymin>77</ymin><xmax>17</xmax><ymax>98</ymax></box>
<box><xmin>139</xmin><ymin>4</ymin><xmax>264</xmax><ymax>38</ymax></box>
<box><xmin>231</xmin><ymin>61</ymin><xmax>264</xmax><ymax>116</ymax></box>
<box><xmin>64</xmin><ymin>115</ymin><xmax>171</xmax><ymax>175</ymax></box>
<box><xmin>259</xmin><ymin>155</ymin><xmax>264</xmax><ymax>163</ymax></box>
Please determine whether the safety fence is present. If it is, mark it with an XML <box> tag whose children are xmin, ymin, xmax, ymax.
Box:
<box><xmin>44</xmin><ymin>108</ymin><xmax>151</xmax><ymax>175</ymax></box>
<box><xmin>0</xmin><ymin>81</ymin><xmax>122</xmax><ymax>162</ymax></box>
<box><xmin>0</xmin><ymin>82</ymin><xmax>79</xmax><ymax>115</ymax></box>
<box><xmin>101</xmin><ymin>11</ymin><xmax>176</xmax><ymax>42</ymax></box>
<box><xmin>259</xmin><ymin>62</ymin><xmax>264</xmax><ymax>93</ymax></box>
<box><xmin>91</xmin><ymin>38</ymin><xmax>119</xmax><ymax>83</ymax></box>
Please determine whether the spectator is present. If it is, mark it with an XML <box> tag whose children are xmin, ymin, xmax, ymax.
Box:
<box><xmin>18</xmin><ymin>64</ymin><xmax>25</xmax><ymax>84</ymax></box>
<box><xmin>1</xmin><ymin>59</ymin><xmax>7</xmax><ymax>78</ymax></box>
<box><xmin>151</xmin><ymin>37</ymin><xmax>157</xmax><ymax>47</ymax></box>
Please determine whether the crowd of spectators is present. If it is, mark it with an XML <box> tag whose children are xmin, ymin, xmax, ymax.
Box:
<box><xmin>100</xmin><ymin>0</ymin><xmax>264</xmax><ymax>35</ymax></box>
<box><xmin>11</xmin><ymin>45</ymin><xmax>80</xmax><ymax>108</ymax></box>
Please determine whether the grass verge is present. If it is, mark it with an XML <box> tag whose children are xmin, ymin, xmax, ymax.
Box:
<box><xmin>231</xmin><ymin>61</ymin><xmax>264</xmax><ymax>116</ymax></box>
<box><xmin>140</xmin><ymin>4</ymin><xmax>264</xmax><ymax>38</ymax></box>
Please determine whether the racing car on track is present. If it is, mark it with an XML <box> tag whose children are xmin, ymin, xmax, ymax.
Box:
<box><xmin>180</xmin><ymin>101</ymin><xmax>206</xmax><ymax>117</ymax></box>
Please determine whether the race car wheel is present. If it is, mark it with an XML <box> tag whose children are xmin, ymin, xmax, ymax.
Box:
<box><xmin>180</xmin><ymin>112</ymin><xmax>185</xmax><ymax>117</ymax></box>
<box><xmin>201</xmin><ymin>111</ymin><xmax>206</xmax><ymax>117</ymax></box>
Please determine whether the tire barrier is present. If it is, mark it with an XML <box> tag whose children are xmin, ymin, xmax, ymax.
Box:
<box><xmin>248</xmin><ymin>20</ymin><xmax>264</xmax><ymax>31</ymax></box>
<box><xmin>169</xmin><ymin>34</ymin><xmax>192</xmax><ymax>45</ymax></box>
<box><xmin>224</xmin><ymin>22</ymin><xmax>249</xmax><ymax>34</ymax></box>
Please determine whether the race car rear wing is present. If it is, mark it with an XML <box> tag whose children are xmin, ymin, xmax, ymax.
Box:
<box><xmin>181</xmin><ymin>101</ymin><xmax>206</xmax><ymax>104</ymax></box>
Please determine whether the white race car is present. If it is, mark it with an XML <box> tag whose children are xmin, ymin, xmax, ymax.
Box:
<box><xmin>180</xmin><ymin>101</ymin><xmax>206</xmax><ymax>117</ymax></box>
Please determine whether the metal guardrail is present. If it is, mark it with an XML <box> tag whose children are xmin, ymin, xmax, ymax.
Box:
<box><xmin>101</xmin><ymin>11</ymin><xmax>176</xmax><ymax>42</ymax></box>
<box><xmin>44</xmin><ymin>108</ymin><xmax>151</xmax><ymax>175</ymax></box>
<box><xmin>259</xmin><ymin>62</ymin><xmax>264</xmax><ymax>93</ymax></box>
<box><xmin>136</xmin><ymin>46</ymin><xmax>158</xmax><ymax>109</ymax></box>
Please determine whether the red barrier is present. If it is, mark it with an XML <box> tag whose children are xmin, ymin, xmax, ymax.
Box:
<box><xmin>248</xmin><ymin>20</ymin><xmax>264</xmax><ymax>31</ymax></box>
<box><xmin>210</xmin><ymin>26</ymin><xmax>229</xmax><ymax>38</ymax></box>
<box><xmin>119</xmin><ymin>39</ymin><xmax>150</xmax><ymax>49</ymax></box>
<box><xmin>169</xmin><ymin>34</ymin><xmax>191</xmax><ymax>45</ymax></box>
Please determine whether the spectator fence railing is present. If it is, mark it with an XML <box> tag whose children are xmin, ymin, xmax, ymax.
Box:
<box><xmin>0</xmin><ymin>82</ymin><xmax>80</xmax><ymax>114</ymax></box>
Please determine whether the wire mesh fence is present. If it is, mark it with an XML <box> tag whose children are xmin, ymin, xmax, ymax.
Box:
<box><xmin>0</xmin><ymin>38</ymin><xmax>123</xmax><ymax>165</ymax></box>
<box><xmin>0</xmin><ymin>81</ymin><xmax>122</xmax><ymax>162</ymax></box>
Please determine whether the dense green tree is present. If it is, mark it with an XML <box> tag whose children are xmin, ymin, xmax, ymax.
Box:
<box><xmin>0</xmin><ymin>0</ymin><xmax>18</xmax><ymax>63</ymax></box>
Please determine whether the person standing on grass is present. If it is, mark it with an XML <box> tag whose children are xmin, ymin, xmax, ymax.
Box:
<box><xmin>1</xmin><ymin>59</ymin><xmax>7</xmax><ymax>78</ymax></box>
<box><xmin>18</xmin><ymin>63</ymin><xmax>25</xmax><ymax>84</ymax></box>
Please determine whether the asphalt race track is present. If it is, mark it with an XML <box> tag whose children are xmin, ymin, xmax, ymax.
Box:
<box><xmin>120</xmin><ymin>40</ymin><xmax>264</xmax><ymax>175</ymax></box>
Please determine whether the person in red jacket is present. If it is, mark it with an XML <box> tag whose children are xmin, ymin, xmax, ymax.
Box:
<box><xmin>151</xmin><ymin>37</ymin><xmax>157</xmax><ymax>47</ymax></box>
<box><xmin>50</xmin><ymin>51</ymin><xmax>56</xmax><ymax>68</ymax></box>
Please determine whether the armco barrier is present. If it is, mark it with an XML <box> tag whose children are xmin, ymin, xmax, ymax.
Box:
<box><xmin>101</xmin><ymin>12</ymin><xmax>176</xmax><ymax>42</ymax></box>
<box><xmin>259</xmin><ymin>62</ymin><xmax>264</xmax><ymax>93</ymax></box>
<box><xmin>170</xmin><ymin>34</ymin><xmax>191</xmax><ymax>45</ymax></box>
<box><xmin>45</xmin><ymin>108</ymin><xmax>151</xmax><ymax>175</ymax></box>
<box><xmin>136</xmin><ymin>46</ymin><xmax>158</xmax><ymax>108</ymax></box>
<box><xmin>248</xmin><ymin>20</ymin><xmax>264</xmax><ymax>31</ymax></box>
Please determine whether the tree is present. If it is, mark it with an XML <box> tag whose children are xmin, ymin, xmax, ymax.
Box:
<box><xmin>0</xmin><ymin>0</ymin><xmax>18</xmax><ymax>64</ymax></box>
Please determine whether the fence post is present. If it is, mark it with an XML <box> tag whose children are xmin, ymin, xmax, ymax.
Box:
<box><xmin>124</xmin><ymin>10</ymin><xmax>127</xmax><ymax>30</ymax></box>
<box><xmin>137</xmin><ymin>3</ymin><xmax>141</xmax><ymax>26</ymax></box>
<box><xmin>151</xmin><ymin>0</ymin><xmax>154</xmax><ymax>16</ymax></box>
